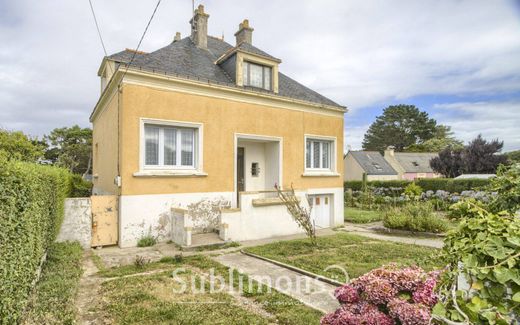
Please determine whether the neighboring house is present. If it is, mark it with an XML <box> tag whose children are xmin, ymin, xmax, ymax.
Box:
<box><xmin>343</xmin><ymin>151</ymin><xmax>398</xmax><ymax>181</ymax></box>
<box><xmin>90</xmin><ymin>5</ymin><xmax>346</xmax><ymax>248</ymax></box>
<box><xmin>384</xmin><ymin>147</ymin><xmax>441</xmax><ymax>180</ymax></box>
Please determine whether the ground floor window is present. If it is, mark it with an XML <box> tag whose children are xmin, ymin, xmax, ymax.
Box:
<box><xmin>306</xmin><ymin>138</ymin><xmax>332</xmax><ymax>170</ymax></box>
<box><xmin>144</xmin><ymin>124</ymin><xmax>197</xmax><ymax>169</ymax></box>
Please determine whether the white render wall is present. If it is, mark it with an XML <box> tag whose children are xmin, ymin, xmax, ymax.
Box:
<box><xmin>119</xmin><ymin>192</ymin><xmax>233</xmax><ymax>248</ymax></box>
<box><xmin>57</xmin><ymin>198</ymin><xmax>92</xmax><ymax>249</ymax></box>
<box><xmin>221</xmin><ymin>187</ymin><xmax>344</xmax><ymax>242</ymax></box>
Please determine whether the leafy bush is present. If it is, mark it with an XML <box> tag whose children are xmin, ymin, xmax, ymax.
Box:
<box><xmin>488</xmin><ymin>163</ymin><xmax>520</xmax><ymax>214</ymax></box>
<box><xmin>447</xmin><ymin>198</ymin><xmax>487</xmax><ymax>220</ymax></box>
<box><xmin>22</xmin><ymin>241</ymin><xmax>83</xmax><ymax>324</ymax></box>
<box><xmin>70</xmin><ymin>173</ymin><xmax>92</xmax><ymax>198</ymax></box>
<box><xmin>137</xmin><ymin>235</ymin><xmax>157</xmax><ymax>247</ymax></box>
<box><xmin>383</xmin><ymin>203</ymin><xmax>449</xmax><ymax>233</ymax></box>
<box><xmin>435</xmin><ymin>203</ymin><xmax>520</xmax><ymax>324</ymax></box>
<box><xmin>0</xmin><ymin>158</ymin><xmax>72</xmax><ymax>323</ymax></box>
<box><xmin>322</xmin><ymin>264</ymin><xmax>440</xmax><ymax>325</ymax></box>
<box><xmin>404</xmin><ymin>182</ymin><xmax>423</xmax><ymax>197</ymax></box>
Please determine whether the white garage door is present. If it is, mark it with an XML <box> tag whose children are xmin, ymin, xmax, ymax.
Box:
<box><xmin>310</xmin><ymin>195</ymin><xmax>332</xmax><ymax>228</ymax></box>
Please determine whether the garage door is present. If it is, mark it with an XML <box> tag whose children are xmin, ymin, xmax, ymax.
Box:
<box><xmin>310</xmin><ymin>195</ymin><xmax>331</xmax><ymax>228</ymax></box>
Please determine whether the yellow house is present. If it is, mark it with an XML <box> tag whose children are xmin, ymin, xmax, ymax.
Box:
<box><xmin>90</xmin><ymin>5</ymin><xmax>346</xmax><ymax>247</ymax></box>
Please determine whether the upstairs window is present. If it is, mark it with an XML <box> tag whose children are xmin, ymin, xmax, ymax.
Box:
<box><xmin>243</xmin><ymin>61</ymin><xmax>272</xmax><ymax>91</ymax></box>
<box><xmin>306</xmin><ymin>138</ymin><xmax>332</xmax><ymax>170</ymax></box>
<box><xmin>144</xmin><ymin>124</ymin><xmax>197</xmax><ymax>169</ymax></box>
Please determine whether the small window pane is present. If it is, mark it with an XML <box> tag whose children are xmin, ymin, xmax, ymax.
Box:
<box><xmin>145</xmin><ymin>126</ymin><xmax>159</xmax><ymax>165</ymax></box>
<box><xmin>181</xmin><ymin>129</ymin><xmax>194</xmax><ymax>166</ymax></box>
<box><xmin>264</xmin><ymin>66</ymin><xmax>271</xmax><ymax>90</ymax></box>
<box><xmin>243</xmin><ymin>63</ymin><xmax>249</xmax><ymax>85</ymax></box>
<box><xmin>322</xmin><ymin>142</ymin><xmax>329</xmax><ymax>169</ymax></box>
<box><xmin>249</xmin><ymin>63</ymin><xmax>263</xmax><ymax>88</ymax></box>
<box><xmin>313</xmin><ymin>141</ymin><xmax>320</xmax><ymax>168</ymax></box>
<box><xmin>163</xmin><ymin>128</ymin><xmax>176</xmax><ymax>166</ymax></box>
<box><xmin>306</xmin><ymin>140</ymin><xmax>311</xmax><ymax>168</ymax></box>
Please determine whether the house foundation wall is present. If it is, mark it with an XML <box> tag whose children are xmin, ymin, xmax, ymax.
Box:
<box><xmin>119</xmin><ymin>192</ymin><xmax>233</xmax><ymax>248</ymax></box>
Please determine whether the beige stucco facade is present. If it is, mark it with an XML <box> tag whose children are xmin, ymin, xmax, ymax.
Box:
<box><xmin>91</xmin><ymin>67</ymin><xmax>345</xmax><ymax>247</ymax></box>
<box><xmin>92</xmin><ymin>69</ymin><xmax>344</xmax><ymax>196</ymax></box>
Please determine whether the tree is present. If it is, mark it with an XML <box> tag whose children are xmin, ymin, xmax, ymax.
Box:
<box><xmin>406</xmin><ymin>125</ymin><xmax>464</xmax><ymax>152</ymax></box>
<box><xmin>0</xmin><ymin>129</ymin><xmax>45</xmax><ymax>162</ymax></box>
<box><xmin>44</xmin><ymin>125</ymin><xmax>92</xmax><ymax>176</ymax></box>
<box><xmin>430</xmin><ymin>134</ymin><xmax>508</xmax><ymax>177</ymax></box>
<box><xmin>362</xmin><ymin>105</ymin><xmax>438</xmax><ymax>152</ymax></box>
<box><xmin>464</xmin><ymin>135</ymin><xmax>507</xmax><ymax>174</ymax></box>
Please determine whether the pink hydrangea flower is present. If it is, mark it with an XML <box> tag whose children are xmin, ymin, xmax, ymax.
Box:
<box><xmin>388</xmin><ymin>298</ymin><xmax>431</xmax><ymax>325</ymax></box>
<box><xmin>334</xmin><ymin>284</ymin><xmax>359</xmax><ymax>304</ymax></box>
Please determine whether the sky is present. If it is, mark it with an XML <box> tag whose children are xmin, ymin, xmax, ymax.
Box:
<box><xmin>1</xmin><ymin>0</ymin><xmax>520</xmax><ymax>152</ymax></box>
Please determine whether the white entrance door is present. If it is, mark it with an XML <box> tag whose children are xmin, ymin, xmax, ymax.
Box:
<box><xmin>310</xmin><ymin>195</ymin><xmax>331</xmax><ymax>228</ymax></box>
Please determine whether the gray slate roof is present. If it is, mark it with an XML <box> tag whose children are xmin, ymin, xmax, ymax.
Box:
<box><xmin>393</xmin><ymin>153</ymin><xmax>438</xmax><ymax>173</ymax></box>
<box><xmin>107</xmin><ymin>37</ymin><xmax>342</xmax><ymax>108</ymax></box>
<box><xmin>350</xmin><ymin>151</ymin><xmax>397</xmax><ymax>175</ymax></box>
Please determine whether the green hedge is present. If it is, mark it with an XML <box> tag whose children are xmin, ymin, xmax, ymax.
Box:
<box><xmin>415</xmin><ymin>178</ymin><xmax>490</xmax><ymax>192</ymax></box>
<box><xmin>344</xmin><ymin>180</ymin><xmax>410</xmax><ymax>191</ymax></box>
<box><xmin>0</xmin><ymin>158</ymin><xmax>72</xmax><ymax>323</ymax></box>
<box><xmin>345</xmin><ymin>178</ymin><xmax>490</xmax><ymax>193</ymax></box>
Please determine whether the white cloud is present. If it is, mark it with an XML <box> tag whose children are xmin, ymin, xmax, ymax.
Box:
<box><xmin>0</xmin><ymin>0</ymin><xmax>519</xmax><ymax>147</ymax></box>
<box><xmin>433</xmin><ymin>100</ymin><xmax>520</xmax><ymax>152</ymax></box>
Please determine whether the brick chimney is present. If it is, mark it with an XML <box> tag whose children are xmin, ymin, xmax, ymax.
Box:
<box><xmin>234</xmin><ymin>19</ymin><xmax>253</xmax><ymax>45</ymax></box>
<box><xmin>190</xmin><ymin>4</ymin><xmax>209</xmax><ymax>49</ymax></box>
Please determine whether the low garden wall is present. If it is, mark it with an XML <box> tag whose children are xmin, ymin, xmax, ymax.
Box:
<box><xmin>0</xmin><ymin>158</ymin><xmax>72</xmax><ymax>323</ymax></box>
<box><xmin>56</xmin><ymin>198</ymin><xmax>92</xmax><ymax>249</ymax></box>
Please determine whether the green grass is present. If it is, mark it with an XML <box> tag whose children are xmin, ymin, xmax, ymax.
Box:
<box><xmin>137</xmin><ymin>235</ymin><xmax>157</xmax><ymax>247</ymax></box>
<box><xmin>22</xmin><ymin>241</ymin><xmax>84</xmax><ymax>324</ymax></box>
<box><xmin>244</xmin><ymin>233</ymin><xmax>443</xmax><ymax>281</ymax></box>
<box><xmin>94</xmin><ymin>255</ymin><xmax>322</xmax><ymax>324</ymax></box>
<box><xmin>344</xmin><ymin>208</ymin><xmax>383</xmax><ymax>223</ymax></box>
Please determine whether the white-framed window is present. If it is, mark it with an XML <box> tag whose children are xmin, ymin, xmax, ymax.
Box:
<box><xmin>243</xmin><ymin>61</ymin><xmax>272</xmax><ymax>91</ymax></box>
<box><xmin>305</xmin><ymin>138</ymin><xmax>333</xmax><ymax>170</ymax></box>
<box><xmin>140</xmin><ymin>119</ymin><xmax>203</xmax><ymax>172</ymax></box>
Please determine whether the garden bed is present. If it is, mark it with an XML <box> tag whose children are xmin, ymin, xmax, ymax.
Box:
<box><xmin>244</xmin><ymin>233</ymin><xmax>443</xmax><ymax>281</ymax></box>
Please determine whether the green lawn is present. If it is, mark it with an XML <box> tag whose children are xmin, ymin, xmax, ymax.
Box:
<box><xmin>22</xmin><ymin>242</ymin><xmax>84</xmax><ymax>324</ymax></box>
<box><xmin>94</xmin><ymin>255</ymin><xmax>322</xmax><ymax>324</ymax></box>
<box><xmin>344</xmin><ymin>207</ymin><xmax>383</xmax><ymax>223</ymax></box>
<box><xmin>245</xmin><ymin>233</ymin><xmax>443</xmax><ymax>282</ymax></box>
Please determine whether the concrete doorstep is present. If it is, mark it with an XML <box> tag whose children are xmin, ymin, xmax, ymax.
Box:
<box><xmin>214</xmin><ymin>252</ymin><xmax>340</xmax><ymax>314</ymax></box>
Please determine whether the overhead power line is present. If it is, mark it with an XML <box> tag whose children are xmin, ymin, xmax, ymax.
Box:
<box><xmin>120</xmin><ymin>0</ymin><xmax>163</xmax><ymax>82</ymax></box>
<box><xmin>88</xmin><ymin>0</ymin><xmax>108</xmax><ymax>57</ymax></box>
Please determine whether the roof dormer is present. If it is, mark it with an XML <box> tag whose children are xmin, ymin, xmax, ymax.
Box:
<box><xmin>216</xmin><ymin>19</ymin><xmax>281</xmax><ymax>93</ymax></box>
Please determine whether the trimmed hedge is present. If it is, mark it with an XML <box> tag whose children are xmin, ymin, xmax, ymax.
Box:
<box><xmin>344</xmin><ymin>180</ymin><xmax>410</xmax><ymax>191</ymax></box>
<box><xmin>345</xmin><ymin>178</ymin><xmax>490</xmax><ymax>193</ymax></box>
<box><xmin>0</xmin><ymin>157</ymin><xmax>72</xmax><ymax>323</ymax></box>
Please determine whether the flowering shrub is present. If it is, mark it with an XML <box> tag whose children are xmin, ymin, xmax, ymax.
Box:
<box><xmin>321</xmin><ymin>264</ymin><xmax>440</xmax><ymax>325</ymax></box>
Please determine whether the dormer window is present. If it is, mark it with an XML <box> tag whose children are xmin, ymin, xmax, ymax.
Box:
<box><xmin>243</xmin><ymin>61</ymin><xmax>272</xmax><ymax>91</ymax></box>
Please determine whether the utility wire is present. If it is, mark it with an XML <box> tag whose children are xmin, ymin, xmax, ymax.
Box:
<box><xmin>119</xmin><ymin>0</ymin><xmax>163</xmax><ymax>83</ymax></box>
<box><xmin>88</xmin><ymin>0</ymin><xmax>108</xmax><ymax>57</ymax></box>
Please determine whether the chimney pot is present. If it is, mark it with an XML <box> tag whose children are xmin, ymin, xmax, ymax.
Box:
<box><xmin>234</xmin><ymin>19</ymin><xmax>254</xmax><ymax>45</ymax></box>
<box><xmin>174</xmin><ymin>32</ymin><xmax>181</xmax><ymax>42</ymax></box>
<box><xmin>190</xmin><ymin>4</ymin><xmax>209</xmax><ymax>49</ymax></box>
